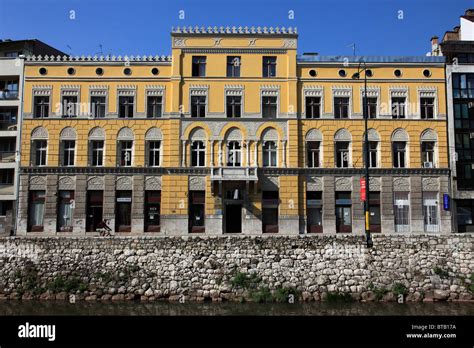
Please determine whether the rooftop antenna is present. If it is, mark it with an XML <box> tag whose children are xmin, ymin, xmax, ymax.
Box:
<box><xmin>95</xmin><ymin>44</ymin><xmax>104</xmax><ymax>56</ymax></box>
<box><xmin>66</xmin><ymin>45</ymin><xmax>73</xmax><ymax>56</ymax></box>
<box><xmin>347</xmin><ymin>43</ymin><xmax>356</xmax><ymax>56</ymax></box>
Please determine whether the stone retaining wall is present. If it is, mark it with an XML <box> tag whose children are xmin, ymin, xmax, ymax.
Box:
<box><xmin>0</xmin><ymin>235</ymin><xmax>472</xmax><ymax>302</ymax></box>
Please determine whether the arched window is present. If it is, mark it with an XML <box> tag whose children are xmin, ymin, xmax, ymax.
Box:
<box><xmin>263</xmin><ymin>141</ymin><xmax>277</xmax><ymax>167</ymax></box>
<box><xmin>227</xmin><ymin>141</ymin><xmax>241</xmax><ymax>167</ymax></box>
<box><xmin>88</xmin><ymin>127</ymin><xmax>105</xmax><ymax>167</ymax></box>
<box><xmin>117</xmin><ymin>127</ymin><xmax>134</xmax><ymax>167</ymax></box>
<box><xmin>306</xmin><ymin>129</ymin><xmax>323</xmax><ymax>168</ymax></box>
<box><xmin>334</xmin><ymin>129</ymin><xmax>351</xmax><ymax>168</ymax></box>
<box><xmin>391</xmin><ymin>129</ymin><xmax>409</xmax><ymax>168</ymax></box>
<box><xmin>191</xmin><ymin>141</ymin><xmax>206</xmax><ymax>167</ymax></box>
<box><xmin>420</xmin><ymin>129</ymin><xmax>437</xmax><ymax>168</ymax></box>
<box><xmin>365</xmin><ymin>129</ymin><xmax>380</xmax><ymax>168</ymax></box>
<box><xmin>145</xmin><ymin>127</ymin><xmax>163</xmax><ymax>167</ymax></box>
<box><xmin>59</xmin><ymin>127</ymin><xmax>77</xmax><ymax>166</ymax></box>
<box><xmin>189</xmin><ymin>128</ymin><xmax>206</xmax><ymax>167</ymax></box>
<box><xmin>31</xmin><ymin>127</ymin><xmax>48</xmax><ymax>166</ymax></box>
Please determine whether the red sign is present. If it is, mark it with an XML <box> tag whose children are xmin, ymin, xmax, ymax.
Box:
<box><xmin>360</xmin><ymin>178</ymin><xmax>366</xmax><ymax>201</ymax></box>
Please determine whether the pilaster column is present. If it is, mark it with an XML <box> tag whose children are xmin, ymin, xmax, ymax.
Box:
<box><xmin>253</xmin><ymin>141</ymin><xmax>259</xmax><ymax>167</ymax></box>
<box><xmin>218</xmin><ymin>141</ymin><xmax>223</xmax><ymax>166</ymax></box>
<box><xmin>210</xmin><ymin>140</ymin><xmax>214</xmax><ymax>167</ymax></box>
<box><xmin>281</xmin><ymin>140</ymin><xmax>287</xmax><ymax>168</ymax></box>
<box><xmin>181</xmin><ymin>140</ymin><xmax>187</xmax><ymax>167</ymax></box>
<box><xmin>245</xmin><ymin>140</ymin><xmax>250</xmax><ymax>167</ymax></box>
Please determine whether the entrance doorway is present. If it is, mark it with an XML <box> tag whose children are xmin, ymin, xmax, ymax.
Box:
<box><xmin>225</xmin><ymin>204</ymin><xmax>242</xmax><ymax>233</ymax></box>
<box><xmin>86</xmin><ymin>190</ymin><xmax>103</xmax><ymax>232</ymax></box>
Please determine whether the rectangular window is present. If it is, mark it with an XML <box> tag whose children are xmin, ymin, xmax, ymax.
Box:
<box><xmin>421</xmin><ymin>142</ymin><xmax>435</xmax><ymax>168</ymax></box>
<box><xmin>334</xmin><ymin>97</ymin><xmax>349</xmax><ymax>118</ymax></box>
<box><xmin>453</xmin><ymin>73</ymin><xmax>474</xmax><ymax>99</ymax></box>
<box><xmin>0</xmin><ymin>107</ymin><xmax>17</xmax><ymax>130</ymax></box>
<box><xmin>394</xmin><ymin>192</ymin><xmax>410</xmax><ymax>232</ymax></box>
<box><xmin>365</xmin><ymin>97</ymin><xmax>377</xmax><ymax>118</ymax></box>
<box><xmin>227</xmin><ymin>56</ymin><xmax>241</xmax><ymax>77</ymax></box>
<box><xmin>33</xmin><ymin>140</ymin><xmax>47</xmax><ymax>166</ymax></box>
<box><xmin>0</xmin><ymin>79</ymin><xmax>19</xmax><ymax>99</ymax></box>
<box><xmin>393</xmin><ymin>142</ymin><xmax>406</xmax><ymax>168</ymax></box>
<box><xmin>335</xmin><ymin>192</ymin><xmax>352</xmax><ymax>233</ymax></box>
<box><xmin>391</xmin><ymin>97</ymin><xmax>406</xmax><ymax>119</ymax></box>
<box><xmin>457</xmin><ymin>200</ymin><xmax>474</xmax><ymax>232</ymax></box>
<box><xmin>115</xmin><ymin>191</ymin><xmax>132</xmax><ymax>232</ymax></box>
<box><xmin>62</xmin><ymin>140</ymin><xmax>75</xmax><ymax>166</ymax></box>
<box><xmin>307</xmin><ymin>141</ymin><xmax>320</xmax><ymax>168</ymax></box>
<box><xmin>263</xmin><ymin>141</ymin><xmax>277</xmax><ymax>167</ymax></box>
<box><xmin>145</xmin><ymin>191</ymin><xmax>161</xmax><ymax>232</ymax></box>
<box><xmin>191</xmin><ymin>141</ymin><xmax>206</xmax><ymax>167</ymax></box>
<box><xmin>191</xmin><ymin>96</ymin><xmax>206</xmax><ymax>118</ymax></box>
<box><xmin>147</xmin><ymin>141</ymin><xmax>161</xmax><ymax>167</ymax></box>
<box><xmin>90</xmin><ymin>140</ymin><xmax>104</xmax><ymax>167</ymax></box>
<box><xmin>118</xmin><ymin>141</ymin><xmax>133</xmax><ymax>167</ymax></box>
<box><xmin>335</xmin><ymin>142</ymin><xmax>350</xmax><ymax>168</ymax></box>
<box><xmin>90</xmin><ymin>96</ymin><xmax>106</xmax><ymax>118</ymax></box>
<box><xmin>118</xmin><ymin>96</ymin><xmax>134</xmax><ymax>118</ymax></box>
<box><xmin>262</xmin><ymin>96</ymin><xmax>277</xmax><ymax>118</ymax></box>
<box><xmin>0</xmin><ymin>169</ymin><xmax>14</xmax><ymax>184</ymax></box>
<box><xmin>61</xmin><ymin>95</ymin><xmax>78</xmax><ymax>117</ymax></box>
<box><xmin>226</xmin><ymin>96</ymin><xmax>241</xmax><ymax>118</ymax></box>
<box><xmin>147</xmin><ymin>96</ymin><xmax>162</xmax><ymax>118</ymax></box>
<box><xmin>423</xmin><ymin>192</ymin><xmax>439</xmax><ymax>232</ymax></box>
<box><xmin>0</xmin><ymin>201</ymin><xmax>13</xmax><ymax>216</ymax></box>
<box><xmin>28</xmin><ymin>190</ymin><xmax>45</xmax><ymax>232</ymax></box>
<box><xmin>262</xmin><ymin>191</ymin><xmax>279</xmax><ymax>233</ymax></box>
<box><xmin>306</xmin><ymin>191</ymin><xmax>323</xmax><ymax>233</ymax></box>
<box><xmin>192</xmin><ymin>56</ymin><xmax>206</xmax><ymax>77</ymax></box>
<box><xmin>420</xmin><ymin>97</ymin><xmax>434</xmax><ymax>119</ymax></box>
<box><xmin>369</xmin><ymin>192</ymin><xmax>381</xmax><ymax>232</ymax></box>
<box><xmin>305</xmin><ymin>97</ymin><xmax>321</xmax><ymax>118</ymax></box>
<box><xmin>33</xmin><ymin>96</ymin><xmax>49</xmax><ymax>118</ymax></box>
<box><xmin>57</xmin><ymin>190</ymin><xmax>74</xmax><ymax>232</ymax></box>
<box><xmin>189</xmin><ymin>191</ymin><xmax>205</xmax><ymax>233</ymax></box>
<box><xmin>262</xmin><ymin>56</ymin><xmax>277</xmax><ymax>78</ymax></box>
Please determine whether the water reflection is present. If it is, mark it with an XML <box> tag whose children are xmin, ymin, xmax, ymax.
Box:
<box><xmin>0</xmin><ymin>301</ymin><xmax>473</xmax><ymax>316</ymax></box>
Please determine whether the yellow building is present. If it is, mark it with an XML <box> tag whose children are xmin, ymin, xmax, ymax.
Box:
<box><xmin>17</xmin><ymin>26</ymin><xmax>451</xmax><ymax>235</ymax></box>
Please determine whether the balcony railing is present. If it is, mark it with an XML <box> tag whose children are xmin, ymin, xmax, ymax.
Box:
<box><xmin>210</xmin><ymin>167</ymin><xmax>258</xmax><ymax>181</ymax></box>
<box><xmin>0</xmin><ymin>90</ymin><xmax>19</xmax><ymax>100</ymax></box>
<box><xmin>0</xmin><ymin>121</ymin><xmax>17</xmax><ymax>131</ymax></box>
<box><xmin>0</xmin><ymin>151</ymin><xmax>16</xmax><ymax>163</ymax></box>
<box><xmin>0</xmin><ymin>184</ymin><xmax>14</xmax><ymax>195</ymax></box>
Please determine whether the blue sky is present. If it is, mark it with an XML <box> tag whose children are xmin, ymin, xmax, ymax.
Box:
<box><xmin>0</xmin><ymin>0</ymin><xmax>471</xmax><ymax>56</ymax></box>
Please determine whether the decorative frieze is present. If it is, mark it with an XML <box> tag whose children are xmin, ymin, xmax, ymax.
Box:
<box><xmin>145</xmin><ymin>176</ymin><xmax>162</xmax><ymax>191</ymax></box>
<box><xmin>171</xmin><ymin>26</ymin><xmax>297</xmax><ymax>35</ymax></box>
<box><xmin>393</xmin><ymin>177</ymin><xmax>410</xmax><ymax>192</ymax></box>
<box><xmin>189</xmin><ymin>176</ymin><xmax>206</xmax><ymax>191</ymax></box>
<box><xmin>29</xmin><ymin>176</ymin><xmax>46</xmax><ymax>190</ymax></box>
<box><xmin>335</xmin><ymin>177</ymin><xmax>352</xmax><ymax>191</ymax></box>
<box><xmin>87</xmin><ymin>176</ymin><xmax>104</xmax><ymax>190</ymax></box>
<box><xmin>307</xmin><ymin>176</ymin><xmax>323</xmax><ymax>191</ymax></box>
<box><xmin>116</xmin><ymin>176</ymin><xmax>133</xmax><ymax>191</ymax></box>
<box><xmin>422</xmin><ymin>177</ymin><xmax>440</xmax><ymax>191</ymax></box>
<box><xmin>58</xmin><ymin>176</ymin><xmax>75</xmax><ymax>190</ymax></box>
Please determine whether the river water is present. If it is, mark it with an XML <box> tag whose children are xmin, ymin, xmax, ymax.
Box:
<box><xmin>1</xmin><ymin>301</ymin><xmax>473</xmax><ymax>316</ymax></box>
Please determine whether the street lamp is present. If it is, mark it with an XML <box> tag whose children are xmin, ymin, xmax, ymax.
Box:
<box><xmin>352</xmin><ymin>60</ymin><xmax>373</xmax><ymax>248</ymax></box>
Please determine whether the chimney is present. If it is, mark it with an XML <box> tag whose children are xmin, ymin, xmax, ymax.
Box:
<box><xmin>465</xmin><ymin>9</ymin><xmax>474</xmax><ymax>16</ymax></box>
<box><xmin>430</xmin><ymin>36</ymin><xmax>440</xmax><ymax>55</ymax></box>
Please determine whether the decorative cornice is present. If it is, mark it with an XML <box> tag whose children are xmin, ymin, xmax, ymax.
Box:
<box><xmin>20</xmin><ymin>167</ymin><xmax>450</xmax><ymax>176</ymax></box>
<box><xmin>26</xmin><ymin>55</ymin><xmax>172</xmax><ymax>62</ymax></box>
<box><xmin>171</xmin><ymin>26</ymin><xmax>297</xmax><ymax>35</ymax></box>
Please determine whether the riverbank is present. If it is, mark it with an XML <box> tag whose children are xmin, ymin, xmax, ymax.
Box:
<box><xmin>0</xmin><ymin>235</ymin><xmax>472</xmax><ymax>303</ymax></box>
<box><xmin>1</xmin><ymin>300</ymin><xmax>473</xmax><ymax>316</ymax></box>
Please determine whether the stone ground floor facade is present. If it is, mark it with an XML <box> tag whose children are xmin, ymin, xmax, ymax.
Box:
<box><xmin>16</xmin><ymin>169</ymin><xmax>453</xmax><ymax>235</ymax></box>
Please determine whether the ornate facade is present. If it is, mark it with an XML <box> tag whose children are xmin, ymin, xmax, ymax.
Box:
<box><xmin>17</xmin><ymin>27</ymin><xmax>451</xmax><ymax>235</ymax></box>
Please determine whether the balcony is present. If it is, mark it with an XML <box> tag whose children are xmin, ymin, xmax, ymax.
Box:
<box><xmin>210</xmin><ymin>167</ymin><xmax>258</xmax><ymax>181</ymax></box>
<box><xmin>0</xmin><ymin>151</ymin><xmax>16</xmax><ymax>165</ymax></box>
<box><xmin>0</xmin><ymin>121</ymin><xmax>17</xmax><ymax>132</ymax></box>
<box><xmin>0</xmin><ymin>90</ymin><xmax>19</xmax><ymax>100</ymax></box>
<box><xmin>0</xmin><ymin>184</ymin><xmax>14</xmax><ymax>196</ymax></box>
